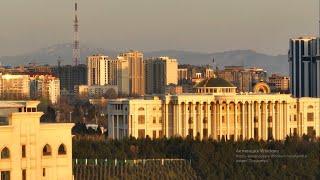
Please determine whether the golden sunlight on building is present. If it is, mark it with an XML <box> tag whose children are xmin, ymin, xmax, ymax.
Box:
<box><xmin>0</xmin><ymin>101</ymin><xmax>73</xmax><ymax>180</ymax></box>
<box><xmin>107</xmin><ymin>77</ymin><xmax>320</xmax><ymax>141</ymax></box>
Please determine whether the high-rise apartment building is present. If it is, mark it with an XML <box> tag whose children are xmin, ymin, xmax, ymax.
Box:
<box><xmin>0</xmin><ymin>74</ymin><xmax>30</xmax><ymax>100</ymax></box>
<box><xmin>51</xmin><ymin>64</ymin><xmax>87</xmax><ymax>95</ymax></box>
<box><xmin>29</xmin><ymin>73</ymin><xmax>60</xmax><ymax>104</ymax></box>
<box><xmin>289</xmin><ymin>36</ymin><xmax>320</xmax><ymax>97</ymax></box>
<box><xmin>108</xmin><ymin>59</ymin><xmax>129</xmax><ymax>95</ymax></box>
<box><xmin>87</xmin><ymin>55</ymin><xmax>110</xmax><ymax>86</ymax></box>
<box><xmin>118</xmin><ymin>51</ymin><xmax>144</xmax><ymax>96</ymax></box>
<box><xmin>145</xmin><ymin>57</ymin><xmax>178</xmax><ymax>94</ymax></box>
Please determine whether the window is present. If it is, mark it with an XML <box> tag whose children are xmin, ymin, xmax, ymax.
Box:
<box><xmin>1</xmin><ymin>147</ymin><xmax>10</xmax><ymax>159</ymax></box>
<box><xmin>153</xmin><ymin>117</ymin><xmax>156</xmax><ymax>124</ymax></box>
<box><xmin>153</xmin><ymin>131</ymin><xmax>157</xmax><ymax>139</ymax></box>
<box><xmin>307</xmin><ymin>113</ymin><xmax>314</xmax><ymax>121</ymax></box>
<box><xmin>138</xmin><ymin>115</ymin><xmax>145</xmax><ymax>124</ymax></box>
<box><xmin>0</xmin><ymin>171</ymin><xmax>10</xmax><ymax>180</ymax></box>
<box><xmin>159</xmin><ymin>117</ymin><xmax>163</xmax><ymax>123</ymax></box>
<box><xmin>58</xmin><ymin>144</ymin><xmax>67</xmax><ymax>155</ymax></box>
<box><xmin>188</xmin><ymin>129</ymin><xmax>193</xmax><ymax>136</ymax></box>
<box><xmin>43</xmin><ymin>168</ymin><xmax>46</xmax><ymax>177</ymax></box>
<box><xmin>22</xmin><ymin>145</ymin><xmax>26</xmax><ymax>158</ymax></box>
<box><xmin>138</xmin><ymin>129</ymin><xmax>145</xmax><ymax>138</ymax></box>
<box><xmin>22</xmin><ymin>169</ymin><xmax>26</xmax><ymax>180</ymax></box>
<box><xmin>294</xmin><ymin>115</ymin><xmax>297</xmax><ymax>121</ymax></box>
<box><xmin>307</xmin><ymin>127</ymin><xmax>315</xmax><ymax>136</ymax></box>
<box><xmin>159</xmin><ymin>130</ymin><xmax>163</xmax><ymax>137</ymax></box>
<box><xmin>222</xmin><ymin>116</ymin><xmax>225</xmax><ymax>123</ymax></box>
<box><xmin>42</xmin><ymin>144</ymin><xmax>52</xmax><ymax>156</ymax></box>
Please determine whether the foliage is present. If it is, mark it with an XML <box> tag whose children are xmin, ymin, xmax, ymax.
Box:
<box><xmin>73</xmin><ymin>136</ymin><xmax>320</xmax><ymax>179</ymax></box>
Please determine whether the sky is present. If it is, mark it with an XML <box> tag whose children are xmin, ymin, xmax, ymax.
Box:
<box><xmin>0</xmin><ymin>0</ymin><xmax>318</xmax><ymax>56</ymax></box>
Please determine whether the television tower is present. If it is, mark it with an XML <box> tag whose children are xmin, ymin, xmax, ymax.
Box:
<box><xmin>73</xmin><ymin>1</ymin><xmax>80</xmax><ymax>66</ymax></box>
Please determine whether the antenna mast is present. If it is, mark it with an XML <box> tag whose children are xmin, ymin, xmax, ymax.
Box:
<box><xmin>73</xmin><ymin>0</ymin><xmax>80</xmax><ymax>66</ymax></box>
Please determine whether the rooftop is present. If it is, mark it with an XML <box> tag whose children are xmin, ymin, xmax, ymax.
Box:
<box><xmin>195</xmin><ymin>77</ymin><xmax>235</xmax><ymax>88</ymax></box>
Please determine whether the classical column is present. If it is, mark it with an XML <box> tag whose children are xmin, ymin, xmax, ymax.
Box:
<box><xmin>207</xmin><ymin>102</ymin><xmax>212</xmax><ymax>138</ymax></box>
<box><xmin>226</xmin><ymin>102</ymin><xmax>230</xmax><ymax>140</ymax></box>
<box><xmin>272</xmin><ymin>102</ymin><xmax>276</xmax><ymax>140</ymax></box>
<box><xmin>165</xmin><ymin>103</ymin><xmax>169</xmax><ymax>137</ymax></box>
<box><xmin>212</xmin><ymin>103</ymin><xmax>217</xmax><ymax>139</ymax></box>
<box><xmin>252</xmin><ymin>102</ymin><xmax>255</xmax><ymax>139</ymax></box>
<box><xmin>219</xmin><ymin>102</ymin><xmax>223</xmax><ymax>140</ymax></box>
<box><xmin>116</xmin><ymin>115</ymin><xmax>119</xmax><ymax>139</ymax></box>
<box><xmin>279</xmin><ymin>102</ymin><xmax>283</xmax><ymax>139</ymax></box>
<box><xmin>193</xmin><ymin>103</ymin><xmax>197</xmax><ymax>138</ymax></box>
<box><xmin>176</xmin><ymin>103</ymin><xmax>180</xmax><ymax>136</ymax></box>
<box><xmin>258</xmin><ymin>102</ymin><xmax>261</xmax><ymax>140</ymax></box>
<box><xmin>283</xmin><ymin>102</ymin><xmax>288</xmax><ymax>138</ymax></box>
<box><xmin>234</xmin><ymin>102</ymin><xmax>238</xmax><ymax>141</ymax></box>
<box><xmin>248</xmin><ymin>102</ymin><xmax>252</xmax><ymax>139</ymax></box>
<box><xmin>198</xmin><ymin>103</ymin><xmax>203</xmax><ymax>139</ymax></box>
<box><xmin>264</xmin><ymin>102</ymin><xmax>268</xmax><ymax>140</ymax></box>
<box><xmin>241</xmin><ymin>103</ymin><xmax>245</xmax><ymax>140</ymax></box>
<box><xmin>184</xmin><ymin>103</ymin><xmax>188</xmax><ymax>137</ymax></box>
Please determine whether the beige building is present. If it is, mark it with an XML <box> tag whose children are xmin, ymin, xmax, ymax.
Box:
<box><xmin>118</xmin><ymin>51</ymin><xmax>144</xmax><ymax>96</ymax></box>
<box><xmin>87</xmin><ymin>55</ymin><xmax>110</xmax><ymax>86</ymax></box>
<box><xmin>0</xmin><ymin>101</ymin><xmax>73</xmax><ymax>180</ymax></box>
<box><xmin>75</xmin><ymin>85</ymin><xmax>118</xmax><ymax>98</ymax></box>
<box><xmin>108</xmin><ymin>59</ymin><xmax>129</xmax><ymax>95</ymax></box>
<box><xmin>108</xmin><ymin>77</ymin><xmax>320</xmax><ymax>141</ymax></box>
<box><xmin>30</xmin><ymin>74</ymin><xmax>60</xmax><ymax>104</ymax></box>
<box><xmin>145</xmin><ymin>57</ymin><xmax>178</xmax><ymax>94</ymax></box>
<box><xmin>268</xmin><ymin>74</ymin><xmax>290</xmax><ymax>92</ymax></box>
<box><xmin>0</xmin><ymin>74</ymin><xmax>30</xmax><ymax>100</ymax></box>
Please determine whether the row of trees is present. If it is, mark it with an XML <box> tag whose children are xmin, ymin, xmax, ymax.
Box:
<box><xmin>73</xmin><ymin>136</ymin><xmax>320</xmax><ymax>179</ymax></box>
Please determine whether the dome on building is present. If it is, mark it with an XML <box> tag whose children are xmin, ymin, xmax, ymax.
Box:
<box><xmin>195</xmin><ymin>77</ymin><xmax>235</xmax><ymax>88</ymax></box>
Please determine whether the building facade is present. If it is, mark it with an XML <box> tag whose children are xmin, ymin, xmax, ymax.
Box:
<box><xmin>289</xmin><ymin>36</ymin><xmax>320</xmax><ymax>98</ymax></box>
<box><xmin>145</xmin><ymin>57</ymin><xmax>178</xmax><ymax>94</ymax></box>
<box><xmin>177</xmin><ymin>68</ymin><xmax>188</xmax><ymax>85</ymax></box>
<box><xmin>108</xmin><ymin>59</ymin><xmax>129</xmax><ymax>95</ymax></box>
<box><xmin>87</xmin><ymin>55</ymin><xmax>110</xmax><ymax>86</ymax></box>
<box><xmin>118</xmin><ymin>51</ymin><xmax>145</xmax><ymax>96</ymax></box>
<box><xmin>0</xmin><ymin>74</ymin><xmax>30</xmax><ymax>100</ymax></box>
<box><xmin>51</xmin><ymin>64</ymin><xmax>87</xmax><ymax>95</ymax></box>
<box><xmin>75</xmin><ymin>85</ymin><xmax>118</xmax><ymax>98</ymax></box>
<box><xmin>108</xmin><ymin>77</ymin><xmax>320</xmax><ymax>141</ymax></box>
<box><xmin>30</xmin><ymin>74</ymin><xmax>60</xmax><ymax>104</ymax></box>
<box><xmin>268</xmin><ymin>74</ymin><xmax>290</xmax><ymax>93</ymax></box>
<box><xmin>0</xmin><ymin>101</ymin><xmax>73</xmax><ymax>180</ymax></box>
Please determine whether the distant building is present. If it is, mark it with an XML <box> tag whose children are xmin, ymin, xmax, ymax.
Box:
<box><xmin>87</xmin><ymin>55</ymin><xmax>110</xmax><ymax>86</ymax></box>
<box><xmin>268</xmin><ymin>74</ymin><xmax>290</xmax><ymax>93</ymax></box>
<box><xmin>216</xmin><ymin>66</ymin><xmax>267</xmax><ymax>93</ymax></box>
<box><xmin>75</xmin><ymin>85</ymin><xmax>118</xmax><ymax>98</ymax></box>
<box><xmin>145</xmin><ymin>57</ymin><xmax>178</xmax><ymax>94</ymax></box>
<box><xmin>177</xmin><ymin>68</ymin><xmax>188</xmax><ymax>85</ymax></box>
<box><xmin>108</xmin><ymin>59</ymin><xmax>129</xmax><ymax>95</ymax></box>
<box><xmin>0</xmin><ymin>101</ymin><xmax>73</xmax><ymax>179</ymax></box>
<box><xmin>108</xmin><ymin>77</ymin><xmax>320</xmax><ymax>140</ymax></box>
<box><xmin>204</xmin><ymin>68</ymin><xmax>214</xmax><ymax>78</ymax></box>
<box><xmin>118</xmin><ymin>51</ymin><xmax>144</xmax><ymax>96</ymax></box>
<box><xmin>30</xmin><ymin>73</ymin><xmax>60</xmax><ymax>104</ymax></box>
<box><xmin>51</xmin><ymin>64</ymin><xmax>87</xmax><ymax>95</ymax></box>
<box><xmin>289</xmin><ymin>36</ymin><xmax>320</xmax><ymax>97</ymax></box>
<box><xmin>165</xmin><ymin>84</ymin><xmax>183</xmax><ymax>95</ymax></box>
<box><xmin>0</xmin><ymin>74</ymin><xmax>30</xmax><ymax>100</ymax></box>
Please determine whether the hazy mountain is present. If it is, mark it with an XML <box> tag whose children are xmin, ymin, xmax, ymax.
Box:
<box><xmin>0</xmin><ymin>44</ymin><xmax>288</xmax><ymax>75</ymax></box>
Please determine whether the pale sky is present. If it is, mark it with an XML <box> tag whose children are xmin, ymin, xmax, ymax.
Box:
<box><xmin>0</xmin><ymin>0</ymin><xmax>318</xmax><ymax>56</ymax></box>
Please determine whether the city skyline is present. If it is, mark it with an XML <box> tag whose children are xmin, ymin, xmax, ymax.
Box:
<box><xmin>0</xmin><ymin>0</ymin><xmax>318</xmax><ymax>56</ymax></box>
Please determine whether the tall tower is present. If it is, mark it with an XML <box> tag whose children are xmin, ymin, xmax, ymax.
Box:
<box><xmin>73</xmin><ymin>1</ymin><xmax>80</xmax><ymax>66</ymax></box>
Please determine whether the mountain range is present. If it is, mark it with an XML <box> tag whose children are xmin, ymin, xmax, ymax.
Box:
<box><xmin>0</xmin><ymin>43</ymin><xmax>289</xmax><ymax>75</ymax></box>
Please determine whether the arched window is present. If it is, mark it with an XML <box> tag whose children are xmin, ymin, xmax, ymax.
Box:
<box><xmin>138</xmin><ymin>107</ymin><xmax>144</xmax><ymax>111</ymax></box>
<box><xmin>58</xmin><ymin>144</ymin><xmax>67</xmax><ymax>155</ymax></box>
<box><xmin>43</xmin><ymin>144</ymin><xmax>52</xmax><ymax>156</ymax></box>
<box><xmin>1</xmin><ymin>147</ymin><xmax>10</xmax><ymax>159</ymax></box>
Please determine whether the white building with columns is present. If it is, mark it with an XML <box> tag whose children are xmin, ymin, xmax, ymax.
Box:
<box><xmin>107</xmin><ymin>77</ymin><xmax>320</xmax><ymax>141</ymax></box>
